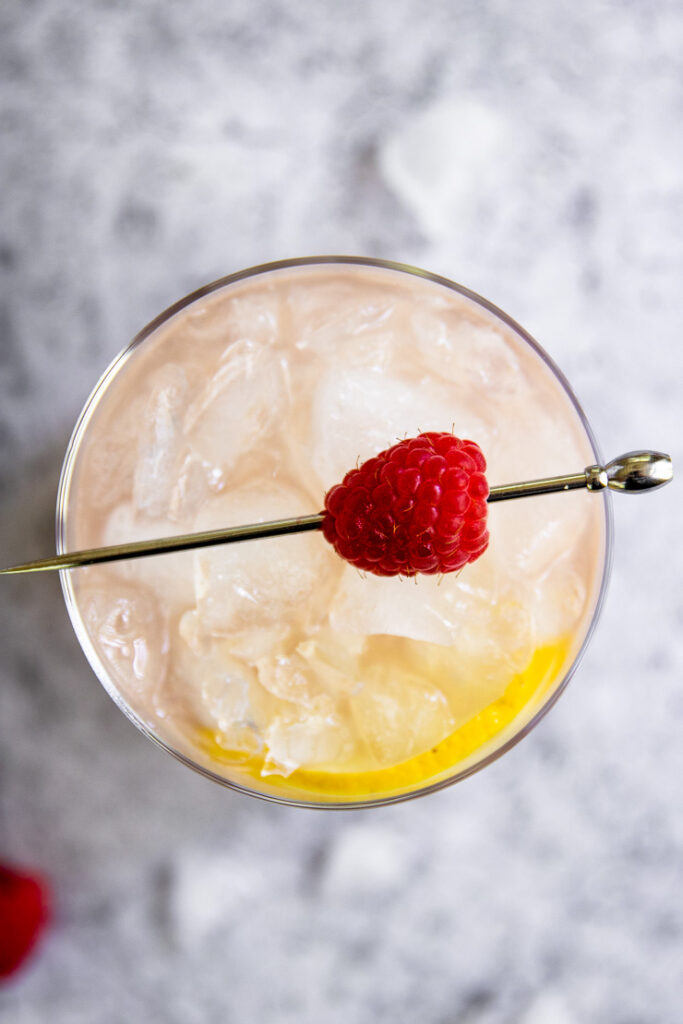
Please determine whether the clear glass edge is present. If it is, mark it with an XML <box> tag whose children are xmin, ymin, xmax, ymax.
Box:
<box><xmin>55</xmin><ymin>255</ymin><xmax>614</xmax><ymax>810</ymax></box>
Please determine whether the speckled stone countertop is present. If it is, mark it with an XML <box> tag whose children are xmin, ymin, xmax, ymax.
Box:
<box><xmin>1</xmin><ymin>2</ymin><xmax>681</xmax><ymax>1022</ymax></box>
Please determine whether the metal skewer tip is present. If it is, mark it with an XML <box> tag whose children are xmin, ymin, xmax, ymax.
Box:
<box><xmin>0</xmin><ymin>450</ymin><xmax>672</xmax><ymax>576</ymax></box>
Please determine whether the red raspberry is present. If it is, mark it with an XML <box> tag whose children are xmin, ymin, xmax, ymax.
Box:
<box><xmin>322</xmin><ymin>432</ymin><xmax>489</xmax><ymax>576</ymax></box>
<box><xmin>0</xmin><ymin>863</ymin><xmax>50</xmax><ymax>980</ymax></box>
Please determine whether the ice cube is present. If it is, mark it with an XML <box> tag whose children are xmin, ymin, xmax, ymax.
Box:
<box><xmin>331</xmin><ymin>554</ymin><xmax>535</xmax><ymax>701</ymax></box>
<box><xmin>350</xmin><ymin>669</ymin><xmax>453</xmax><ymax>765</ymax></box>
<box><xmin>309</xmin><ymin>365</ymin><xmax>475</xmax><ymax>490</ymax></box>
<box><xmin>227</xmin><ymin>626</ymin><xmax>293</xmax><ymax>663</ymax></box>
<box><xmin>179</xmin><ymin>611</ymin><xmax>292</xmax><ymax>664</ymax></box>
<box><xmin>384</xmin><ymin>582</ymin><xmax>535</xmax><ymax>720</ymax></box>
<box><xmin>428</xmin><ymin>563</ymin><xmax>535</xmax><ymax>679</ymax></box>
<box><xmin>78</xmin><ymin>392</ymin><xmax>147</xmax><ymax>513</ymax></box>
<box><xmin>102</xmin><ymin>503</ymin><xmax>196</xmax><ymax>615</ymax></box>
<box><xmin>182</xmin><ymin>288</ymin><xmax>280</xmax><ymax>352</ymax></box>
<box><xmin>133</xmin><ymin>364</ymin><xmax>189</xmax><ymax>519</ymax></box>
<box><xmin>486</xmin><ymin>390</ymin><xmax>594</xmax><ymax>484</ymax></box>
<box><xmin>183</xmin><ymin>339</ymin><xmax>285</xmax><ymax>471</ymax></box>
<box><xmin>80</xmin><ymin>579</ymin><xmax>169</xmax><ymax>709</ymax></box>
<box><xmin>338</xmin><ymin>548</ymin><xmax>535</xmax><ymax>716</ymax></box>
<box><xmin>491</xmin><ymin>490</ymin><xmax>591</xmax><ymax>578</ymax></box>
<box><xmin>330</xmin><ymin>568</ymin><xmax>456</xmax><ymax>647</ymax></box>
<box><xmin>296</xmin><ymin>629</ymin><xmax>366</xmax><ymax>697</ymax></box>
<box><xmin>168</xmin><ymin>453</ymin><xmax>217</xmax><ymax>524</ymax></box>
<box><xmin>173</xmin><ymin>629</ymin><xmax>268</xmax><ymax>753</ymax></box>
<box><xmin>262</xmin><ymin>708</ymin><xmax>354</xmax><ymax>777</ymax></box>
<box><xmin>178</xmin><ymin>608</ymin><xmax>207</xmax><ymax>655</ymax></box>
<box><xmin>255</xmin><ymin>652</ymin><xmax>326</xmax><ymax>708</ymax></box>
<box><xmin>412</xmin><ymin>308</ymin><xmax>528</xmax><ymax>402</ymax></box>
<box><xmin>369</xmin><ymin>634</ymin><xmax>508</xmax><ymax>726</ymax></box>
<box><xmin>200</xmin><ymin>660</ymin><xmax>253</xmax><ymax>731</ymax></box>
<box><xmin>287</xmin><ymin>279</ymin><xmax>396</xmax><ymax>359</ymax></box>
<box><xmin>193</xmin><ymin>482</ymin><xmax>341</xmax><ymax>635</ymax></box>
<box><xmin>226</xmin><ymin>290</ymin><xmax>280</xmax><ymax>347</ymax></box>
<box><xmin>532</xmin><ymin>555</ymin><xmax>588</xmax><ymax>641</ymax></box>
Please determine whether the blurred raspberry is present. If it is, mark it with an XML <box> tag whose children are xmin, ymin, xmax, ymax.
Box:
<box><xmin>0</xmin><ymin>863</ymin><xmax>50</xmax><ymax>980</ymax></box>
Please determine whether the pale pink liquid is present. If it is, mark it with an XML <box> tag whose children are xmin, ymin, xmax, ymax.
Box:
<box><xmin>60</xmin><ymin>263</ymin><xmax>607</xmax><ymax>801</ymax></box>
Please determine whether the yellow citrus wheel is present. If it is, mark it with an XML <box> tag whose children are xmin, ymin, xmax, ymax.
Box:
<box><xmin>197</xmin><ymin>638</ymin><xmax>570</xmax><ymax>799</ymax></box>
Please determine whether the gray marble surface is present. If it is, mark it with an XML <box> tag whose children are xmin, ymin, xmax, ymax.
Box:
<box><xmin>1</xmin><ymin>2</ymin><xmax>681</xmax><ymax>1021</ymax></box>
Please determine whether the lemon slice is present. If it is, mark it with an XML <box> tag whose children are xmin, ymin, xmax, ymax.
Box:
<box><xmin>197</xmin><ymin>637</ymin><xmax>570</xmax><ymax>800</ymax></box>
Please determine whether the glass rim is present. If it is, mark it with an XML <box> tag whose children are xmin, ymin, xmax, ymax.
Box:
<box><xmin>56</xmin><ymin>255</ymin><xmax>614</xmax><ymax>810</ymax></box>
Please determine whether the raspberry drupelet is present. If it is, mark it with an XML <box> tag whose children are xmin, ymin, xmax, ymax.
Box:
<box><xmin>322</xmin><ymin>432</ymin><xmax>489</xmax><ymax>577</ymax></box>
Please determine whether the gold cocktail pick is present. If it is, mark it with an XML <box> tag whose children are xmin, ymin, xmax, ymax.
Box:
<box><xmin>0</xmin><ymin>450</ymin><xmax>672</xmax><ymax>576</ymax></box>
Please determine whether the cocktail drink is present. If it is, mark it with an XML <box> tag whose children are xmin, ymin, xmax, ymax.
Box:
<box><xmin>57</xmin><ymin>258</ymin><xmax>610</xmax><ymax>806</ymax></box>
